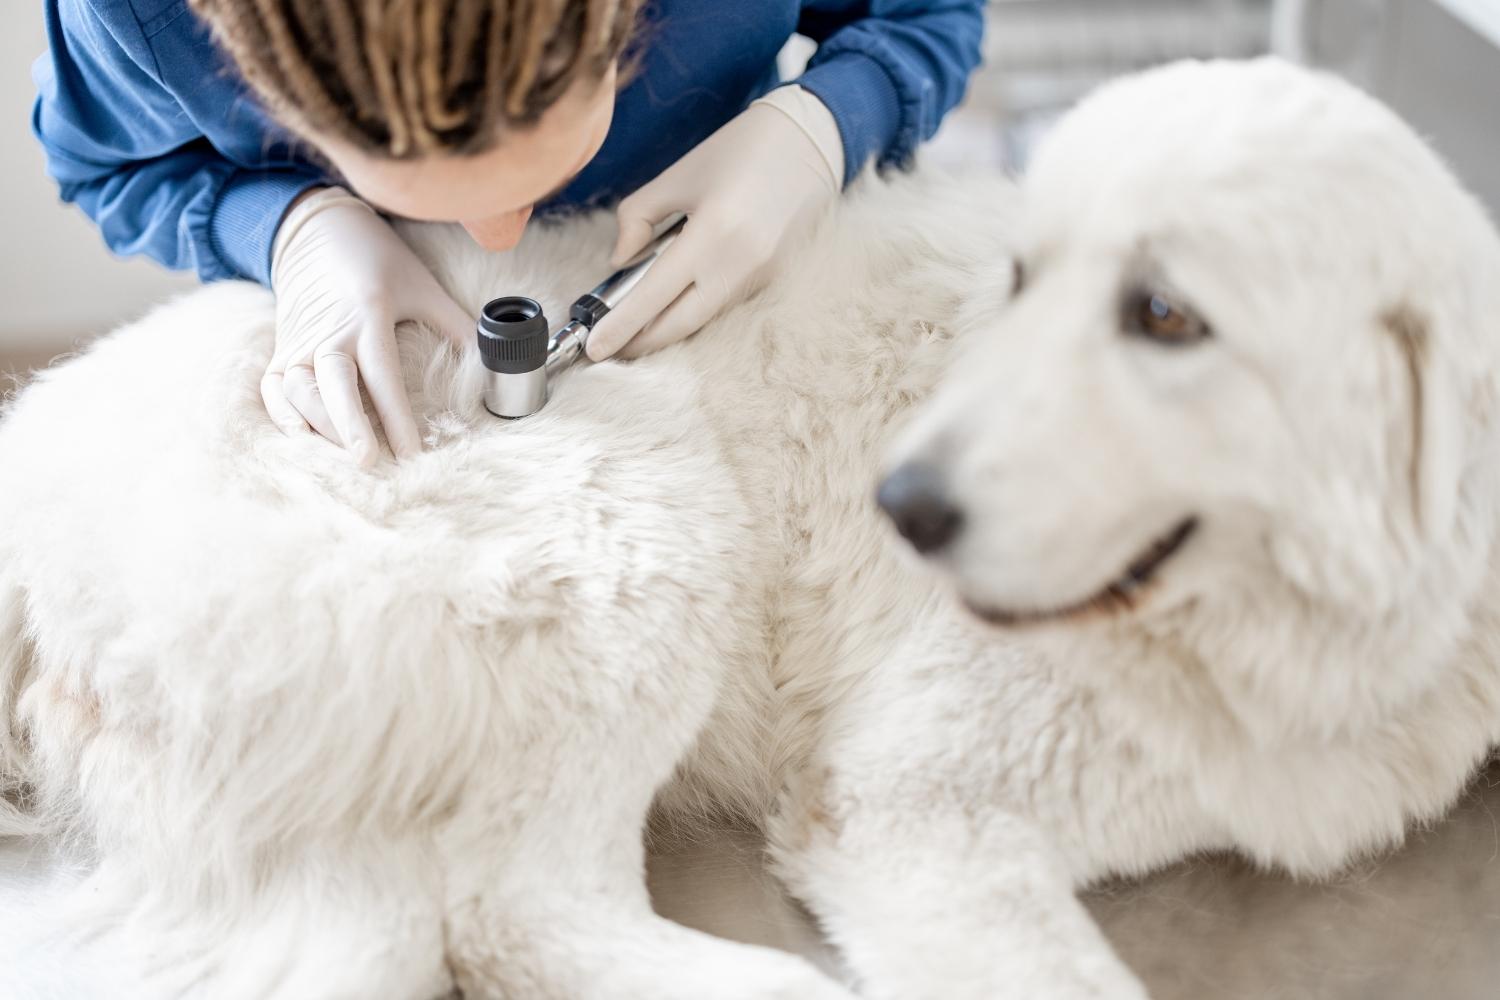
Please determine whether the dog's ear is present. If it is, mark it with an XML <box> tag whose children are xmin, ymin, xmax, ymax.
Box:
<box><xmin>1383</xmin><ymin>304</ymin><xmax>1463</xmax><ymax>543</ymax></box>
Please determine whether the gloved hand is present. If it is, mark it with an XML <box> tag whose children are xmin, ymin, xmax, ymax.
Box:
<box><xmin>263</xmin><ymin>186</ymin><xmax>473</xmax><ymax>466</ymax></box>
<box><xmin>586</xmin><ymin>84</ymin><xmax>845</xmax><ymax>361</ymax></box>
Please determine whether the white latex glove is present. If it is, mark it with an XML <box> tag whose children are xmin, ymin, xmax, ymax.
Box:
<box><xmin>264</xmin><ymin>186</ymin><xmax>473</xmax><ymax>466</ymax></box>
<box><xmin>586</xmin><ymin>84</ymin><xmax>845</xmax><ymax>361</ymax></box>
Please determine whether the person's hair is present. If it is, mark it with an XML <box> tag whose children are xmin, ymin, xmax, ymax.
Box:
<box><xmin>189</xmin><ymin>0</ymin><xmax>642</xmax><ymax>158</ymax></box>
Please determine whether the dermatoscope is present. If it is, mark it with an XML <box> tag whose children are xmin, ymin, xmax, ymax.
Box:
<box><xmin>475</xmin><ymin>217</ymin><xmax>686</xmax><ymax>419</ymax></box>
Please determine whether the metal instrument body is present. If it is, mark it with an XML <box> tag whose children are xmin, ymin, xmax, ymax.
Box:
<box><xmin>479</xmin><ymin>218</ymin><xmax>686</xmax><ymax>419</ymax></box>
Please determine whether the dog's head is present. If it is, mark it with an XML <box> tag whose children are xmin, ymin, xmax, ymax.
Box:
<box><xmin>881</xmin><ymin>59</ymin><xmax>1500</xmax><ymax>643</ymax></box>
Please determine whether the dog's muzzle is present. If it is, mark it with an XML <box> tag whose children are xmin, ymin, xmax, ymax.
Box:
<box><xmin>877</xmin><ymin>462</ymin><xmax>964</xmax><ymax>554</ymax></box>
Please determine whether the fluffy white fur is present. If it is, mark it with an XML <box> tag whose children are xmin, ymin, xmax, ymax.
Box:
<box><xmin>1</xmin><ymin>59</ymin><xmax>1498</xmax><ymax>999</ymax></box>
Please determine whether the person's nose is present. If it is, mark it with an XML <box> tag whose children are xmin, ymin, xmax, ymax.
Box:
<box><xmin>876</xmin><ymin>461</ymin><xmax>963</xmax><ymax>554</ymax></box>
<box><xmin>463</xmin><ymin>205</ymin><xmax>534</xmax><ymax>252</ymax></box>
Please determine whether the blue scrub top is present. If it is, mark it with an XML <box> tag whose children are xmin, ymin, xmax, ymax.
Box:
<box><xmin>33</xmin><ymin>0</ymin><xmax>984</xmax><ymax>286</ymax></box>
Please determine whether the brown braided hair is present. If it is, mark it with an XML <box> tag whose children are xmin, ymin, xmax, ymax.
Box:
<box><xmin>189</xmin><ymin>0</ymin><xmax>643</xmax><ymax>158</ymax></box>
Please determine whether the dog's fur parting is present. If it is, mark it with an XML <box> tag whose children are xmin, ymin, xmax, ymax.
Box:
<box><xmin>1</xmin><ymin>58</ymin><xmax>1499</xmax><ymax>999</ymax></box>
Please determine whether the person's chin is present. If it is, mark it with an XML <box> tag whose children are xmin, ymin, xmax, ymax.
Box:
<box><xmin>463</xmin><ymin>208</ymin><xmax>533</xmax><ymax>252</ymax></box>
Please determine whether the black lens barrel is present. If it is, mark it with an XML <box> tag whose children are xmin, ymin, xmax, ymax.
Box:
<box><xmin>477</xmin><ymin>296</ymin><xmax>549</xmax><ymax>374</ymax></box>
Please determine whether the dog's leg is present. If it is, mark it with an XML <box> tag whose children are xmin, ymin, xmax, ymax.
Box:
<box><xmin>449</xmin><ymin>889</ymin><xmax>855</xmax><ymax>1000</ymax></box>
<box><xmin>439</xmin><ymin>726</ymin><xmax>856</xmax><ymax>1000</ymax></box>
<box><xmin>768</xmin><ymin>635</ymin><xmax>1151</xmax><ymax>1000</ymax></box>
<box><xmin>53</xmin><ymin>837</ymin><xmax>452</xmax><ymax>1000</ymax></box>
<box><xmin>772</xmin><ymin>788</ymin><xmax>1146</xmax><ymax>1000</ymax></box>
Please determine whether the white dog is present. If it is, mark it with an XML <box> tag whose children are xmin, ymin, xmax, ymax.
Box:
<box><xmin>2</xmin><ymin>59</ymin><xmax>1498</xmax><ymax>1000</ymax></box>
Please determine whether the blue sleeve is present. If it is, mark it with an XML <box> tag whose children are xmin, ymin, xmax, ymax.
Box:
<box><xmin>31</xmin><ymin>0</ymin><xmax>319</xmax><ymax>284</ymax></box>
<box><xmin>793</xmin><ymin>0</ymin><xmax>985</xmax><ymax>185</ymax></box>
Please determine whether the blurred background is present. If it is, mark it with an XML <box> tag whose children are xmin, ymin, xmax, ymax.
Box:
<box><xmin>4</xmin><ymin>0</ymin><xmax>1499</xmax><ymax>376</ymax></box>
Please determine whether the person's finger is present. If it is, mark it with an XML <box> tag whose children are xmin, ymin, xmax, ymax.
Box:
<box><xmin>281</xmin><ymin>363</ymin><xmax>341</xmax><ymax>444</ymax></box>
<box><xmin>355</xmin><ymin>331</ymin><xmax>422</xmax><ymax>460</ymax></box>
<box><xmin>421</xmin><ymin>287</ymin><xmax>477</xmax><ymax>351</ymax></box>
<box><xmin>616</xmin><ymin>282</ymin><xmax>720</xmax><ymax>359</ymax></box>
<box><xmin>611</xmin><ymin>214</ymin><xmax>661</xmax><ymax>270</ymax></box>
<box><xmin>312</xmin><ymin>346</ymin><xmax>379</xmax><ymax>467</ymax></box>
<box><xmin>260</xmin><ymin>370</ymin><xmax>311</xmax><ymax>437</ymax></box>
<box><xmin>611</xmin><ymin>184</ymin><xmax>684</xmax><ymax>266</ymax></box>
<box><xmin>586</xmin><ymin>236</ymin><xmax>699</xmax><ymax>361</ymax></box>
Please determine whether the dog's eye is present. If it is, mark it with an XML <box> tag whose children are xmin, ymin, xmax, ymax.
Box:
<box><xmin>1010</xmin><ymin>259</ymin><xmax>1026</xmax><ymax>297</ymax></box>
<box><xmin>1125</xmin><ymin>290</ymin><xmax>1209</xmax><ymax>345</ymax></box>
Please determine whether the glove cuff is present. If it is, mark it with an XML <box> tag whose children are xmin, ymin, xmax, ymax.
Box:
<box><xmin>205</xmin><ymin>172</ymin><xmax>325</xmax><ymax>285</ymax></box>
<box><xmin>751</xmin><ymin>85</ymin><xmax>845</xmax><ymax>193</ymax></box>
<box><xmin>270</xmin><ymin>186</ymin><xmax>374</xmax><ymax>287</ymax></box>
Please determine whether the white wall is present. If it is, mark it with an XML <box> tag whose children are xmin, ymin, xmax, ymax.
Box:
<box><xmin>1383</xmin><ymin>0</ymin><xmax>1500</xmax><ymax>216</ymax></box>
<box><xmin>2</xmin><ymin>6</ymin><xmax>193</xmax><ymax>355</ymax></box>
<box><xmin>1275</xmin><ymin>0</ymin><xmax>1500</xmax><ymax>216</ymax></box>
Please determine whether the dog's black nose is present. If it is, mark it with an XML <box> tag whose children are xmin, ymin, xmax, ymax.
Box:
<box><xmin>876</xmin><ymin>462</ymin><xmax>963</xmax><ymax>554</ymax></box>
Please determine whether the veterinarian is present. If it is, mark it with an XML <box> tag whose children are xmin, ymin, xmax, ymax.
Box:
<box><xmin>32</xmin><ymin>0</ymin><xmax>983</xmax><ymax>464</ymax></box>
